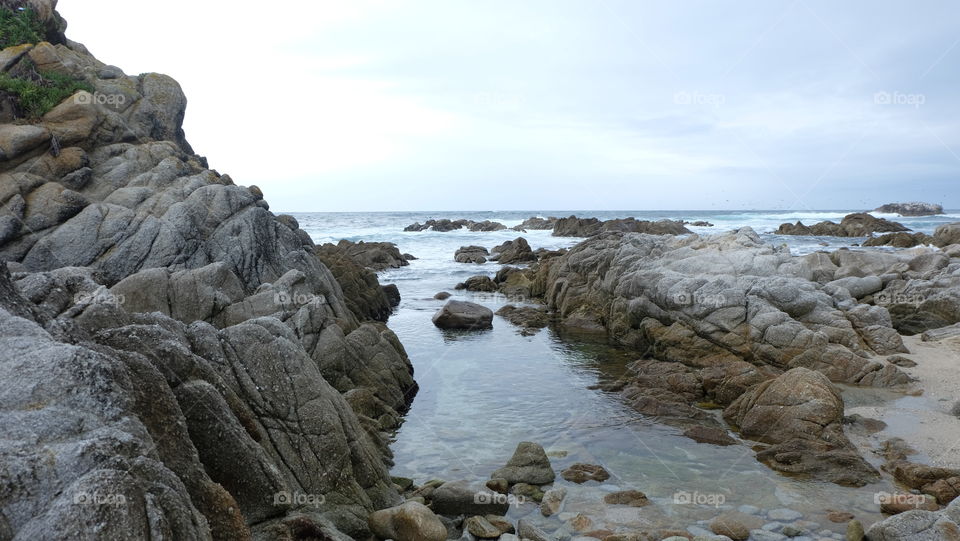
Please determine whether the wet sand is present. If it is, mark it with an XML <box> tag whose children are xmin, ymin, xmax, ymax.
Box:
<box><xmin>846</xmin><ymin>334</ymin><xmax>960</xmax><ymax>469</ymax></box>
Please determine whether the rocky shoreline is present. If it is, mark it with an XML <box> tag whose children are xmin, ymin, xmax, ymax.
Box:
<box><xmin>0</xmin><ymin>4</ymin><xmax>416</xmax><ymax>539</ymax></box>
<box><xmin>405</xmin><ymin>226</ymin><xmax>960</xmax><ymax>539</ymax></box>
<box><xmin>3</xmin><ymin>3</ymin><xmax>960</xmax><ymax>541</ymax></box>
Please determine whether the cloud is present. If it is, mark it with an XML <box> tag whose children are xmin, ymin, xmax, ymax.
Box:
<box><xmin>60</xmin><ymin>0</ymin><xmax>960</xmax><ymax>211</ymax></box>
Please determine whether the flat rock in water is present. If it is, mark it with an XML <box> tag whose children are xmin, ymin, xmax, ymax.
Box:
<box><xmin>560</xmin><ymin>463</ymin><xmax>610</xmax><ymax>484</ymax></box>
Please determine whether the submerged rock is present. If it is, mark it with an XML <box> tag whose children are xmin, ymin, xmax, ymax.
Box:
<box><xmin>603</xmin><ymin>490</ymin><xmax>650</xmax><ymax>507</ymax></box>
<box><xmin>560</xmin><ymin>463</ymin><xmax>610</xmax><ymax>484</ymax></box>
<box><xmin>432</xmin><ymin>300</ymin><xmax>494</xmax><ymax>330</ymax></box>
<box><xmin>496</xmin><ymin>304</ymin><xmax>550</xmax><ymax>330</ymax></box>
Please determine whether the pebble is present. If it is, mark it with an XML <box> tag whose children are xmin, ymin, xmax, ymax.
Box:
<box><xmin>768</xmin><ymin>509</ymin><xmax>803</xmax><ymax>521</ymax></box>
<box><xmin>782</xmin><ymin>524</ymin><xmax>806</xmax><ymax>536</ymax></box>
<box><xmin>738</xmin><ymin>505</ymin><xmax>761</xmax><ymax>515</ymax></box>
<box><xmin>763</xmin><ymin>522</ymin><xmax>783</xmax><ymax>531</ymax></box>
<box><xmin>687</xmin><ymin>525</ymin><xmax>715</xmax><ymax>537</ymax></box>
<box><xmin>751</xmin><ymin>530</ymin><xmax>788</xmax><ymax>541</ymax></box>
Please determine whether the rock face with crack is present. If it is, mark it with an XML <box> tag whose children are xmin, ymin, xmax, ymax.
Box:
<box><xmin>0</xmin><ymin>6</ymin><xmax>417</xmax><ymax>539</ymax></box>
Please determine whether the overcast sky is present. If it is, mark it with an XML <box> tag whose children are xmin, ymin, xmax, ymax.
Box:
<box><xmin>59</xmin><ymin>1</ymin><xmax>960</xmax><ymax>212</ymax></box>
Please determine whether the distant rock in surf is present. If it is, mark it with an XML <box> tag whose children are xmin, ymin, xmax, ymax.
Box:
<box><xmin>874</xmin><ymin>202</ymin><xmax>944</xmax><ymax>216</ymax></box>
<box><xmin>775</xmin><ymin>212</ymin><xmax>909</xmax><ymax>237</ymax></box>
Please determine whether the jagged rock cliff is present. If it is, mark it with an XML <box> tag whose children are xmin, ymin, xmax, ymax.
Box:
<box><xmin>0</xmin><ymin>2</ymin><xmax>416</xmax><ymax>539</ymax></box>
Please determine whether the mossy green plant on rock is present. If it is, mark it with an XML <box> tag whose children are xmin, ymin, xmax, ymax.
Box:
<box><xmin>0</xmin><ymin>5</ymin><xmax>44</xmax><ymax>49</ymax></box>
<box><xmin>0</xmin><ymin>68</ymin><xmax>93</xmax><ymax>118</ymax></box>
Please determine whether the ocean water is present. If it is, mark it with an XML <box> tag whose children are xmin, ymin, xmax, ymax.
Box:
<box><xmin>291</xmin><ymin>210</ymin><xmax>956</xmax><ymax>533</ymax></box>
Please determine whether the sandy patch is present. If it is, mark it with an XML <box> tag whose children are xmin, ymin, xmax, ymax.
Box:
<box><xmin>845</xmin><ymin>334</ymin><xmax>960</xmax><ymax>469</ymax></box>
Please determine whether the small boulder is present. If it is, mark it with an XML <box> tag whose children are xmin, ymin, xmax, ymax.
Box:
<box><xmin>432</xmin><ymin>300</ymin><xmax>494</xmax><ymax>330</ymax></box>
<box><xmin>709</xmin><ymin>511</ymin><xmax>763</xmax><ymax>540</ymax></box>
<box><xmin>540</xmin><ymin>487</ymin><xmax>566</xmax><ymax>516</ymax></box>
<box><xmin>368</xmin><ymin>501</ymin><xmax>447</xmax><ymax>541</ymax></box>
<box><xmin>455</xmin><ymin>245</ymin><xmax>490</xmax><ymax>264</ymax></box>
<box><xmin>603</xmin><ymin>490</ymin><xmax>649</xmax><ymax>507</ymax></box>
<box><xmin>491</xmin><ymin>237</ymin><xmax>537</xmax><ymax>264</ymax></box>
<box><xmin>429</xmin><ymin>481</ymin><xmax>509</xmax><ymax>516</ymax></box>
<box><xmin>491</xmin><ymin>441</ymin><xmax>556</xmax><ymax>485</ymax></box>
<box><xmin>465</xmin><ymin>516</ymin><xmax>502</xmax><ymax>539</ymax></box>
<box><xmin>682</xmin><ymin>425</ymin><xmax>737</xmax><ymax>446</ymax></box>
<box><xmin>455</xmin><ymin>275</ymin><xmax>497</xmax><ymax>292</ymax></box>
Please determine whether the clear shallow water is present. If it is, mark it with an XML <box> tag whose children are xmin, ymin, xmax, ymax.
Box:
<box><xmin>292</xmin><ymin>210</ymin><xmax>955</xmax><ymax>534</ymax></box>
